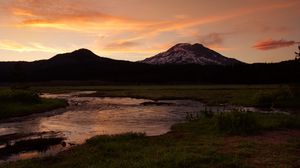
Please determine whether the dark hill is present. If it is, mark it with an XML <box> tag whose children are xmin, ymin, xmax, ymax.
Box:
<box><xmin>49</xmin><ymin>49</ymin><xmax>113</xmax><ymax>63</ymax></box>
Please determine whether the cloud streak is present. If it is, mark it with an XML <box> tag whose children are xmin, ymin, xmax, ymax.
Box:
<box><xmin>104</xmin><ymin>41</ymin><xmax>140</xmax><ymax>51</ymax></box>
<box><xmin>6</xmin><ymin>0</ymin><xmax>297</xmax><ymax>34</ymax></box>
<box><xmin>198</xmin><ymin>33</ymin><xmax>228</xmax><ymax>46</ymax></box>
<box><xmin>253</xmin><ymin>39</ymin><xmax>300</xmax><ymax>50</ymax></box>
<box><xmin>0</xmin><ymin>40</ymin><xmax>60</xmax><ymax>53</ymax></box>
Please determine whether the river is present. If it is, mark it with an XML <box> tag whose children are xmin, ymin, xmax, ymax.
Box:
<box><xmin>0</xmin><ymin>91</ymin><xmax>290</xmax><ymax>162</ymax></box>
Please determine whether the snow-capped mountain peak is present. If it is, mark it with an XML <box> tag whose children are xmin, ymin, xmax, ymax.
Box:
<box><xmin>140</xmin><ymin>43</ymin><xmax>242</xmax><ymax>65</ymax></box>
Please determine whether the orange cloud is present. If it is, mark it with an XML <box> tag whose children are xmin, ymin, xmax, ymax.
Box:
<box><xmin>0</xmin><ymin>40</ymin><xmax>61</xmax><ymax>53</ymax></box>
<box><xmin>11</xmin><ymin>8</ymin><xmax>35</xmax><ymax>17</ymax></box>
<box><xmin>8</xmin><ymin>0</ymin><xmax>297</xmax><ymax>34</ymax></box>
<box><xmin>111</xmin><ymin>0</ymin><xmax>300</xmax><ymax>44</ymax></box>
<box><xmin>198</xmin><ymin>33</ymin><xmax>228</xmax><ymax>46</ymax></box>
<box><xmin>253</xmin><ymin>39</ymin><xmax>300</xmax><ymax>50</ymax></box>
<box><xmin>5</xmin><ymin>0</ymin><xmax>150</xmax><ymax>32</ymax></box>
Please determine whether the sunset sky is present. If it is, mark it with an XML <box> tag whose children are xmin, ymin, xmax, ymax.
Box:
<box><xmin>0</xmin><ymin>0</ymin><xmax>299</xmax><ymax>63</ymax></box>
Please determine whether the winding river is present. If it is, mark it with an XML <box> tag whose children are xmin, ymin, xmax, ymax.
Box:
<box><xmin>0</xmin><ymin>91</ymin><xmax>291</xmax><ymax>162</ymax></box>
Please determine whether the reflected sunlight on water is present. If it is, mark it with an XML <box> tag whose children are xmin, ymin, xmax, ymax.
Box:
<box><xmin>0</xmin><ymin>92</ymin><xmax>204</xmax><ymax>161</ymax></box>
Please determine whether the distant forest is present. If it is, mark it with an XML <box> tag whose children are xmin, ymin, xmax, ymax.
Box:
<box><xmin>0</xmin><ymin>59</ymin><xmax>299</xmax><ymax>84</ymax></box>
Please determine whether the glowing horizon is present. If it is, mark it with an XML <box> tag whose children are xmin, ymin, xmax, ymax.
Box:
<box><xmin>0</xmin><ymin>0</ymin><xmax>299</xmax><ymax>63</ymax></box>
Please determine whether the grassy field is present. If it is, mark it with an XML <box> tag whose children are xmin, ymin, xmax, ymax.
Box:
<box><xmin>33</xmin><ymin>84</ymin><xmax>300</xmax><ymax>108</ymax></box>
<box><xmin>1</xmin><ymin>112</ymin><xmax>299</xmax><ymax>168</ymax></box>
<box><xmin>0</xmin><ymin>89</ymin><xmax>67</xmax><ymax>120</ymax></box>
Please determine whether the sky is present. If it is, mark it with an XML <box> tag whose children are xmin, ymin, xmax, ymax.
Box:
<box><xmin>0</xmin><ymin>0</ymin><xmax>299</xmax><ymax>63</ymax></box>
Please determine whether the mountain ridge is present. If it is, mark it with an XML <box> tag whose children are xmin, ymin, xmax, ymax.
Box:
<box><xmin>0</xmin><ymin>46</ymin><xmax>299</xmax><ymax>84</ymax></box>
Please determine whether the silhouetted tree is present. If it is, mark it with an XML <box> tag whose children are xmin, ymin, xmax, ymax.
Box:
<box><xmin>295</xmin><ymin>45</ymin><xmax>300</xmax><ymax>60</ymax></box>
<box><xmin>11</xmin><ymin>62</ymin><xmax>29</xmax><ymax>90</ymax></box>
<box><xmin>11</xmin><ymin>63</ymin><xmax>24</xmax><ymax>82</ymax></box>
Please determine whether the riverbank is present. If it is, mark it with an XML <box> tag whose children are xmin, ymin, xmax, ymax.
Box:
<box><xmin>0</xmin><ymin>89</ymin><xmax>67</xmax><ymax>120</ymax></box>
<box><xmin>34</xmin><ymin>85</ymin><xmax>300</xmax><ymax>108</ymax></box>
<box><xmin>2</xmin><ymin>112</ymin><xmax>299</xmax><ymax>168</ymax></box>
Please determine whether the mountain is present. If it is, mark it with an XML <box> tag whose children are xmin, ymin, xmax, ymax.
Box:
<box><xmin>0</xmin><ymin>47</ymin><xmax>300</xmax><ymax>84</ymax></box>
<box><xmin>48</xmin><ymin>48</ymin><xmax>114</xmax><ymax>63</ymax></box>
<box><xmin>33</xmin><ymin>48</ymin><xmax>139</xmax><ymax>68</ymax></box>
<box><xmin>0</xmin><ymin>48</ymin><xmax>148</xmax><ymax>82</ymax></box>
<box><xmin>140</xmin><ymin>43</ymin><xmax>242</xmax><ymax>65</ymax></box>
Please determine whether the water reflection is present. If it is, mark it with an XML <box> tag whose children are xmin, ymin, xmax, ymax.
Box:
<box><xmin>0</xmin><ymin>92</ymin><xmax>205</xmax><ymax>162</ymax></box>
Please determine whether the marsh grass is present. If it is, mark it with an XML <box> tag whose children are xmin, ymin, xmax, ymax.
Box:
<box><xmin>0</xmin><ymin>89</ymin><xmax>67</xmax><ymax>119</ymax></box>
<box><xmin>214</xmin><ymin>112</ymin><xmax>260</xmax><ymax>135</ymax></box>
<box><xmin>216</xmin><ymin>112</ymin><xmax>300</xmax><ymax>135</ymax></box>
<box><xmin>252</xmin><ymin>86</ymin><xmax>300</xmax><ymax>108</ymax></box>
<box><xmin>33</xmin><ymin>84</ymin><xmax>300</xmax><ymax>108</ymax></box>
<box><xmin>187</xmin><ymin>110</ymin><xmax>300</xmax><ymax>135</ymax></box>
<box><xmin>0</xmin><ymin>89</ymin><xmax>41</xmax><ymax>104</ymax></box>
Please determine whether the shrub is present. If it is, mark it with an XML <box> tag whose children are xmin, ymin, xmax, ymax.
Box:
<box><xmin>214</xmin><ymin>112</ymin><xmax>260</xmax><ymax>135</ymax></box>
<box><xmin>279</xmin><ymin>114</ymin><xmax>300</xmax><ymax>129</ymax></box>
<box><xmin>252</xmin><ymin>86</ymin><xmax>300</xmax><ymax>108</ymax></box>
<box><xmin>252</xmin><ymin>92</ymin><xmax>274</xmax><ymax>108</ymax></box>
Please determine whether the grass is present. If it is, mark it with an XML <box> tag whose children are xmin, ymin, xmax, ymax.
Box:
<box><xmin>215</xmin><ymin>112</ymin><xmax>260</xmax><ymax>135</ymax></box>
<box><xmin>0</xmin><ymin>89</ymin><xmax>67</xmax><ymax>120</ymax></box>
<box><xmin>0</xmin><ymin>89</ymin><xmax>41</xmax><ymax>103</ymax></box>
<box><xmin>1</xmin><ymin>112</ymin><xmax>299</xmax><ymax>168</ymax></box>
<box><xmin>187</xmin><ymin>111</ymin><xmax>300</xmax><ymax>135</ymax></box>
<box><xmin>215</xmin><ymin>112</ymin><xmax>300</xmax><ymax>135</ymax></box>
<box><xmin>32</xmin><ymin>84</ymin><xmax>300</xmax><ymax>108</ymax></box>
